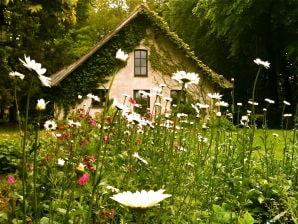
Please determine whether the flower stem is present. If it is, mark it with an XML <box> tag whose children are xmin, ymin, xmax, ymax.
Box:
<box><xmin>21</xmin><ymin>76</ymin><xmax>33</xmax><ymax>223</ymax></box>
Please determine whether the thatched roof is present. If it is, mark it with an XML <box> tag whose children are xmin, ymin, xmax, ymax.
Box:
<box><xmin>50</xmin><ymin>4</ymin><xmax>233</xmax><ymax>89</ymax></box>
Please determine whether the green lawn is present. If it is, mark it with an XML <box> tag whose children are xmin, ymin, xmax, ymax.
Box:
<box><xmin>0</xmin><ymin>123</ymin><xmax>19</xmax><ymax>140</ymax></box>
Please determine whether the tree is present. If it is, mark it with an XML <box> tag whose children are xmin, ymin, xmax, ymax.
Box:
<box><xmin>161</xmin><ymin>0</ymin><xmax>297</xmax><ymax>125</ymax></box>
<box><xmin>0</xmin><ymin>0</ymin><xmax>91</xmax><ymax>121</ymax></box>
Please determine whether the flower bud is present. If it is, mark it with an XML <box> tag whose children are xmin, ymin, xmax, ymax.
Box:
<box><xmin>36</xmin><ymin>99</ymin><xmax>46</xmax><ymax>111</ymax></box>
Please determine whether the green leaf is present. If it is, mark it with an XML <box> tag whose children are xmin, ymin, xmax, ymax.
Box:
<box><xmin>257</xmin><ymin>195</ymin><xmax>265</xmax><ymax>204</ymax></box>
<box><xmin>238</xmin><ymin>212</ymin><xmax>256</xmax><ymax>224</ymax></box>
<box><xmin>0</xmin><ymin>212</ymin><xmax>8</xmax><ymax>221</ymax></box>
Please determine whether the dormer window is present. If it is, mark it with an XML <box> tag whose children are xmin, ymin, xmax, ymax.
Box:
<box><xmin>134</xmin><ymin>49</ymin><xmax>148</xmax><ymax>76</ymax></box>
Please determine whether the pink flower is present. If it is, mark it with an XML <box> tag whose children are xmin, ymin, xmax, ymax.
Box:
<box><xmin>64</xmin><ymin>132</ymin><xmax>71</xmax><ymax>140</ymax></box>
<box><xmin>7</xmin><ymin>176</ymin><xmax>16</xmax><ymax>184</ymax></box>
<box><xmin>88</xmin><ymin>117</ymin><xmax>97</xmax><ymax>126</ymax></box>
<box><xmin>128</xmin><ymin>97</ymin><xmax>136</xmax><ymax>106</ymax></box>
<box><xmin>78</xmin><ymin>173</ymin><xmax>89</xmax><ymax>186</ymax></box>
<box><xmin>103</xmin><ymin>135</ymin><xmax>109</xmax><ymax>142</ymax></box>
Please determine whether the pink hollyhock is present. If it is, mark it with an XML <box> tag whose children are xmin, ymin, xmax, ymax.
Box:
<box><xmin>78</xmin><ymin>173</ymin><xmax>90</xmax><ymax>186</ymax></box>
<box><xmin>7</xmin><ymin>176</ymin><xmax>16</xmax><ymax>184</ymax></box>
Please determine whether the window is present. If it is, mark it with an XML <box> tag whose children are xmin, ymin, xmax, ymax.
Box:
<box><xmin>134</xmin><ymin>90</ymin><xmax>150</xmax><ymax>115</ymax></box>
<box><xmin>134</xmin><ymin>49</ymin><xmax>148</xmax><ymax>76</ymax></box>
<box><xmin>92</xmin><ymin>89</ymin><xmax>108</xmax><ymax>107</ymax></box>
<box><xmin>170</xmin><ymin>90</ymin><xmax>186</xmax><ymax>105</ymax></box>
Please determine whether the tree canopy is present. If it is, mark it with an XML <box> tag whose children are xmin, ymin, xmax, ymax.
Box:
<box><xmin>161</xmin><ymin>0</ymin><xmax>297</xmax><ymax>118</ymax></box>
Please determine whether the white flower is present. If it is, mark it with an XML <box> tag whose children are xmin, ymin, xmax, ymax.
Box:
<box><xmin>19</xmin><ymin>55</ymin><xmax>46</xmax><ymax>75</ymax></box>
<box><xmin>177</xmin><ymin>113</ymin><xmax>188</xmax><ymax>118</ymax></box>
<box><xmin>106</xmin><ymin>185</ymin><xmax>119</xmax><ymax>193</ymax></box>
<box><xmin>264</xmin><ymin>98</ymin><xmax>275</xmax><ymax>104</ymax></box>
<box><xmin>283</xmin><ymin>100</ymin><xmax>291</xmax><ymax>106</ymax></box>
<box><xmin>216</xmin><ymin>111</ymin><xmax>221</xmax><ymax>117</ymax></box>
<box><xmin>248</xmin><ymin>100</ymin><xmax>259</xmax><ymax>105</ymax></box>
<box><xmin>78</xmin><ymin>95</ymin><xmax>82</xmax><ymax>99</ymax></box>
<box><xmin>44</xmin><ymin>120</ymin><xmax>57</xmax><ymax>131</ymax></box>
<box><xmin>240</xmin><ymin>115</ymin><xmax>249</xmax><ymax>126</ymax></box>
<box><xmin>110</xmin><ymin>189</ymin><xmax>171</xmax><ymax>208</ymax></box>
<box><xmin>196</xmin><ymin>103</ymin><xmax>209</xmax><ymax>109</ymax></box>
<box><xmin>215</xmin><ymin>101</ymin><xmax>229</xmax><ymax>107</ymax></box>
<box><xmin>138</xmin><ymin>90</ymin><xmax>151</xmax><ymax>97</ymax></box>
<box><xmin>125</xmin><ymin>112</ymin><xmax>142</xmax><ymax>124</ymax></box>
<box><xmin>76</xmin><ymin>163</ymin><xmax>85</xmax><ymax>172</ymax></box>
<box><xmin>283</xmin><ymin>114</ymin><xmax>292</xmax><ymax>117</ymax></box>
<box><xmin>237</xmin><ymin>102</ymin><xmax>243</xmax><ymax>106</ymax></box>
<box><xmin>19</xmin><ymin>55</ymin><xmax>51</xmax><ymax>87</ymax></box>
<box><xmin>207</xmin><ymin>92</ymin><xmax>222</xmax><ymax>100</ymax></box>
<box><xmin>36</xmin><ymin>99</ymin><xmax>47</xmax><ymax>111</ymax></box>
<box><xmin>9</xmin><ymin>71</ymin><xmax>25</xmax><ymax>80</ymax></box>
<box><xmin>68</xmin><ymin>120</ymin><xmax>81</xmax><ymax>127</ymax></box>
<box><xmin>113</xmin><ymin>98</ymin><xmax>130</xmax><ymax>113</ymax></box>
<box><xmin>163</xmin><ymin>97</ymin><xmax>172</xmax><ymax>102</ymax></box>
<box><xmin>253</xmin><ymin>58</ymin><xmax>270</xmax><ymax>69</ymax></box>
<box><xmin>38</xmin><ymin>74</ymin><xmax>51</xmax><ymax>87</ymax></box>
<box><xmin>116</xmin><ymin>49</ymin><xmax>128</xmax><ymax>61</ymax></box>
<box><xmin>132</xmin><ymin>152</ymin><xmax>148</xmax><ymax>165</ymax></box>
<box><xmin>87</xmin><ymin>93</ymin><xmax>100</xmax><ymax>102</ymax></box>
<box><xmin>191</xmin><ymin>104</ymin><xmax>200</xmax><ymax>114</ymax></box>
<box><xmin>202</xmin><ymin>123</ymin><xmax>208</xmax><ymax>129</ymax></box>
<box><xmin>272</xmin><ymin>133</ymin><xmax>279</xmax><ymax>138</ymax></box>
<box><xmin>172</xmin><ymin>71</ymin><xmax>199</xmax><ymax>87</ymax></box>
<box><xmin>57</xmin><ymin>158</ymin><xmax>65</xmax><ymax>166</ymax></box>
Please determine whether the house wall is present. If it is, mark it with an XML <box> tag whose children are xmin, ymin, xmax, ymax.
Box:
<box><xmin>60</xmin><ymin>27</ymin><xmax>217</xmax><ymax>118</ymax></box>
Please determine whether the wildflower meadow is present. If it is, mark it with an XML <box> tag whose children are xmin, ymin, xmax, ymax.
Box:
<box><xmin>0</xmin><ymin>53</ymin><xmax>297</xmax><ymax>224</ymax></box>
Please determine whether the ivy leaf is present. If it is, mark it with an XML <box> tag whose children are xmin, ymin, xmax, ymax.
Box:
<box><xmin>28</xmin><ymin>4</ymin><xmax>43</xmax><ymax>13</ymax></box>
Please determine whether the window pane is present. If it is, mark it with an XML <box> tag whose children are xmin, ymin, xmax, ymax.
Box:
<box><xmin>135</xmin><ymin>67</ymin><xmax>141</xmax><ymax>74</ymax></box>
<box><xmin>141</xmin><ymin>50</ymin><xmax>147</xmax><ymax>58</ymax></box>
<box><xmin>140</xmin><ymin>59</ymin><xmax>146</xmax><ymax>66</ymax></box>
<box><xmin>135</xmin><ymin>58</ymin><xmax>141</xmax><ymax>66</ymax></box>
<box><xmin>134</xmin><ymin>50</ymin><xmax>140</xmax><ymax>58</ymax></box>
<box><xmin>140</xmin><ymin>67</ymin><xmax>147</xmax><ymax>75</ymax></box>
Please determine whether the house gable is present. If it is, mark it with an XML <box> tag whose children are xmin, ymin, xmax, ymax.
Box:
<box><xmin>50</xmin><ymin>4</ymin><xmax>232</xmax><ymax>110</ymax></box>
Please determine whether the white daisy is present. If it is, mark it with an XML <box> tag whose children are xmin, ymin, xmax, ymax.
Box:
<box><xmin>44</xmin><ymin>120</ymin><xmax>57</xmax><ymax>131</ymax></box>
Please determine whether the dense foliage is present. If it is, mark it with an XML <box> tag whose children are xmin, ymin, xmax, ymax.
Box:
<box><xmin>161</xmin><ymin>0</ymin><xmax>297</xmax><ymax>126</ymax></box>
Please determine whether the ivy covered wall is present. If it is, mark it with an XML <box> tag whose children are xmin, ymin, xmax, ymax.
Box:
<box><xmin>47</xmin><ymin>13</ymin><xmax>150</xmax><ymax>111</ymax></box>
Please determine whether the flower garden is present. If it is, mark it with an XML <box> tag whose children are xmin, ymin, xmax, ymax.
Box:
<box><xmin>0</xmin><ymin>53</ymin><xmax>297</xmax><ymax>223</ymax></box>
